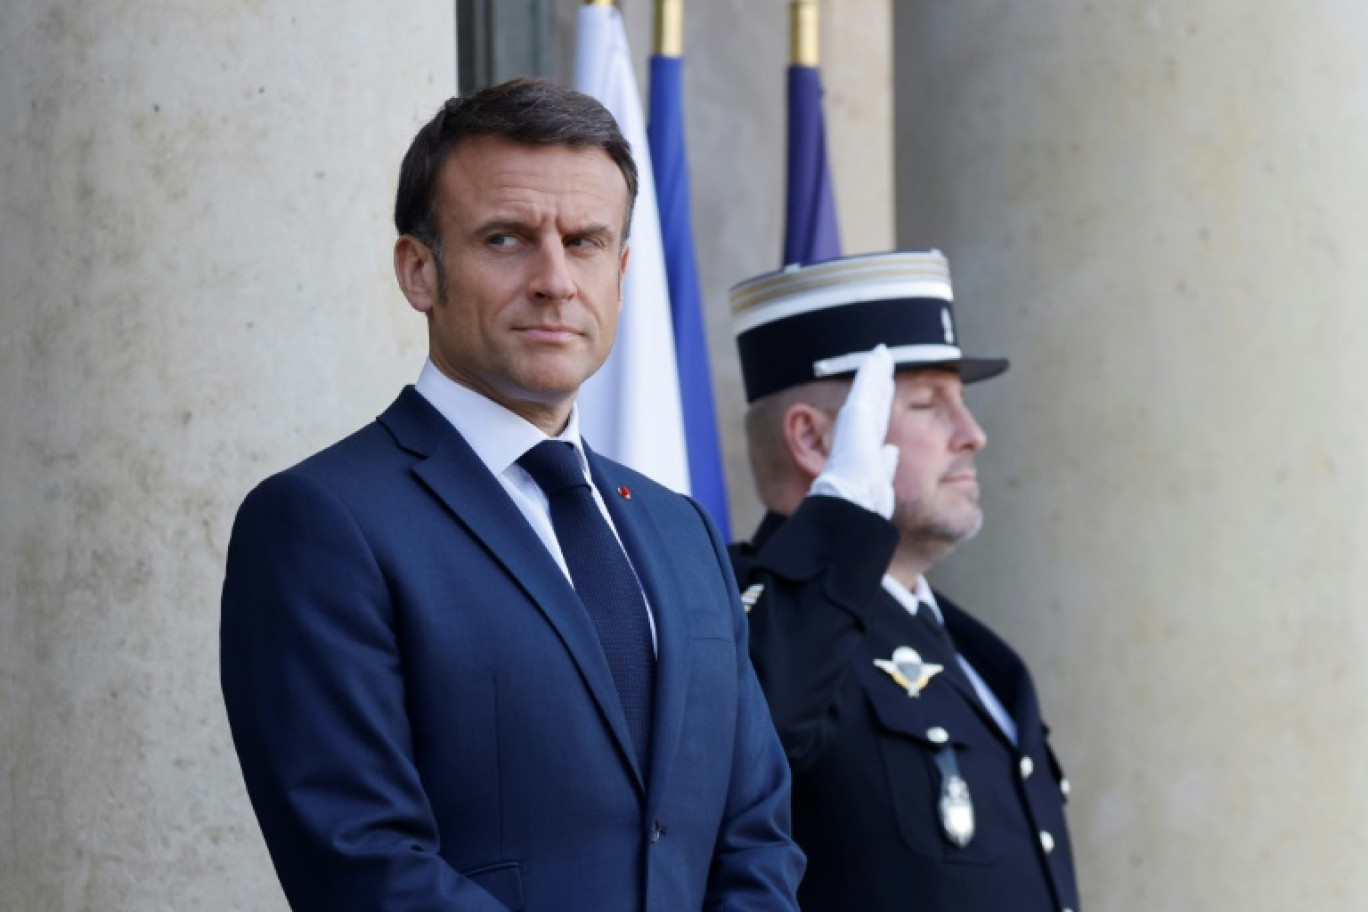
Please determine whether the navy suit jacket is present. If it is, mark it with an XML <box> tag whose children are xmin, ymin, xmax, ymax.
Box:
<box><xmin>221</xmin><ymin>387</ymin><xmax>803</xmax><ymax>911</ymax></box>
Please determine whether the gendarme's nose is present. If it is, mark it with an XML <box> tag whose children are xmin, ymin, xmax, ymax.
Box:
<box><xmin>954</xmin><ymin>402</ymin><xmax>988</xmax><ymax>452</ymax></box>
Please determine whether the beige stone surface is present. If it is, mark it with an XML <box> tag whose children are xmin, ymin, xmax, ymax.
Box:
<box><xmin>896</xmin><ymin>2</ymin><xmax>1368</xmax><ymax>909</ymax></box>
<box><xmin>822</xmin><ymin>0</ymin><xmax>894</xmax><ymax>257</ymax></box>
<box><xmin>0</xmin><ymin>2</ymin><xmax>450</xmax><ymax>908</ymax></box>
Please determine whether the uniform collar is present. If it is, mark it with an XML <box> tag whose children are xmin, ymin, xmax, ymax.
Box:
<box><xmin>881</xmin><ymin>573</ymin><xmax>945</xmax><ymax>625</ymax></box>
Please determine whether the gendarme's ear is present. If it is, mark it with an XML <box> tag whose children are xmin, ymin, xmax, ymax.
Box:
<box><xmin>782</xmin><ymin>402</ymin><xmax>836</xmax><ymax>480</ymax></box>
<box><xmin>394</xmin><ymin>235</ymin><xmax>439</xmax><ymax>314</ymax></box>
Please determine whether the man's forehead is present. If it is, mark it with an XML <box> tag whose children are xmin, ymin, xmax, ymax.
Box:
<box><xmin>436</xmin><ymin>138</ymin><xmax>629</xmax><ymax>223</ymax></box>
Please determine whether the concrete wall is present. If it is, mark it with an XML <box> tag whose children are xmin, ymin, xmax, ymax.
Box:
<box><xmin>0</xmin><ymin>2</ymin><xmax>452</xmax><ymax>908</ymax></box>
<box><xmin>896</xmin><ymin>2</ymin><xmax>1368</xmax><ymax>909</ymax></box>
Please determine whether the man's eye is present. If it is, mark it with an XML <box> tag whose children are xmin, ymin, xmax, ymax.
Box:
<box><xmin>487</xmin><ymin>234</ymin><xmax>518</xmax><ymax>247</ymax></box>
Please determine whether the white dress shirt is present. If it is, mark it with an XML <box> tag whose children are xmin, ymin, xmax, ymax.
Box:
<box><xmin>882</xmin><ymin>574</ymin><xmax>1018</xmax><ymax>745</ymax></box>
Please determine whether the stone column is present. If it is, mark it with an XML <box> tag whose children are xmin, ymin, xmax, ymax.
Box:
<box><xmin>0</xmin><ymin>3</ymin><xmax>451</xmax><ymax>908</ymax></box>
<box><xmin>896</xmin><ymin>3</ymin><xmax>1368</xmax><ymax>909</ymax></box>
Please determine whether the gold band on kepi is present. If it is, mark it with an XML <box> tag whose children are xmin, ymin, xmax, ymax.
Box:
<box><xmin>730</xmin><ymin>251</ymin><xmax>1009</xmax><ymax>403</ymax></box>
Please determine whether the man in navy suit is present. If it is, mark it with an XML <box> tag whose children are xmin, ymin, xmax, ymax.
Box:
<box><xmin>220</xmin><ymin>78</ymin><xmax>803</xmax><ymax>912</ymax></box>
<box><xmin>728</xmin><ymin>252</ymin><xmax>1079</xmax><ymax>912</ymax></box>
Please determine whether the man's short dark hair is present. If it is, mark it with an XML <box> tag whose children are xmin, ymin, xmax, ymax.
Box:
<box><xmin>394</xmin><ymin>77</ymin><xmax>639</xmax><ymax>254</ymax></box>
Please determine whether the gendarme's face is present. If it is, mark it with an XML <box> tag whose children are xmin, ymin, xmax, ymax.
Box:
<box><xmin>426</xmin><ymin>136</ymin><xmax>630</xmax><ymax>426</ymax></box>
<box><xmin>885</xmin><ymin>370</ymin><xmax>989</xmax><ymax>548</ymax></box>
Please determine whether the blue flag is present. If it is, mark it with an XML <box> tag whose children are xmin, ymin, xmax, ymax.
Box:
<box><xmin>648</xmin><ymin>53</ymin><xmax>731</xmax><ymax>539</ymax></box>
<box><xmin>784</xmin><ymin>64</ymin><xmax>842</xmax><ymax>265</ymax></box>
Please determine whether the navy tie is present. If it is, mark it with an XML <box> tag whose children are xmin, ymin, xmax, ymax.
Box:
<box><xmin>518</xmin><ymin>440</ymin><xmax>655</xmax><ymax>772</ymax></box>
<box><xmin>913</xmin><ymin>603</ymin><xmax>978</xmax><ymax>696</ymax></box>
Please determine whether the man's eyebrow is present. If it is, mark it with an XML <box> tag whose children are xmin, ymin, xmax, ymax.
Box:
<box><xmin>469</xmin><ymin>219</ymin><xmax>617</xmax><ymax>242</ymax></box>
<box><xmin>568</xmin><ymin>222</ymin><xmax>617</xmax><ymax>240</ymax></box>
<box><xmin>471</xmin><ymin>218</ymin><xmax>531</xmax><ymax>236</ymax></box>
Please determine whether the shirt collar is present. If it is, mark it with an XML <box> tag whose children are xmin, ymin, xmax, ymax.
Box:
<box><xmin>414</xmin><ymin>358</ymin><xmax>586</xmax><ymax>476</ymax></box>
<box><xmin>881</xmin><ymin>573</ymin><xmax>945</xmax><ymax>625</ymax></box>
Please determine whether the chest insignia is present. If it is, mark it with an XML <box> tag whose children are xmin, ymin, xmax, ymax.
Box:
<box><xmin>939</xmin><ymin>771</ymin><xmax>976</xmax><ymax>847</ymax></box>
<box><xmin>874</xmin><ymin>646</ymin><xmax>943</xmax><ymax>697</ymax></box>
<box><xmin>740</xmin><ymin>583</ymin><xmax>765</xmax><ymax>613</ymax></box>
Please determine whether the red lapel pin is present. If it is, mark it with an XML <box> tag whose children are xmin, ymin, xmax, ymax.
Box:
<box><xmin>616</xmin><ymin>486</ymin><xmax>632</xmax><ymax>500</ymax></box>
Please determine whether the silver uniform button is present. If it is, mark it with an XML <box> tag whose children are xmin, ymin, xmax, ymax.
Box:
<box><xmin>1020</xmin><ymin>756</ymin><xmax>1034</xmax><ymax>779</ymax></box>
<box><xmin>1060</xmin><ymin>777</ymin><xmax>1072</xmax><ymax>797</ymax></box>
<box><xmin>1040</xmin><ymin>830</ymin><xmax>1055</xmax><ymax>854</ymax></box>
<box><xmin>927</xmin><ymin>726</ymin><xmax>949</xmax><ymax>744</ymax></box>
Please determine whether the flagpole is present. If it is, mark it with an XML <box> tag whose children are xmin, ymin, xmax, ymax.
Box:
<box><xmin>790</xmin><ymin>0</ymin><xmax>819</xmax><ymax>67</ymax></box>
<box><xmin>654</xmin><ymin>0</ymin><xmax>683</xmax><ymax>57</ymax></box>
<box><xmin>784</xmin><ymin>0</ymin><xmax>841</xmax><ymax>265</ymax></box>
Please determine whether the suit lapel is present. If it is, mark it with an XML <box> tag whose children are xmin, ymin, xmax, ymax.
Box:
<box><xmin>379</xmin><ymin>389</ymin><xmax>644</xmax><ymax>787</ymax></box>
<box><xmin>588</xmin><ymin>449</ymin><xmax>692</xmax><ymax>798</ymax></box>
<box><xmin>942</xmin><ymin>598</ymin><xmax>1042</xmax><ymax>752</ymax></box>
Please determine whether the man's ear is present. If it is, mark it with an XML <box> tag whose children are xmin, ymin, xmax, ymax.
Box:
<box><xmin>394</xmin><ymin>235</ymin><xmax>439</xmax><ymax>314</ymax></box>
<box><xmin>783</xmin><ymin>402</ymin><xmax>836</xmax><ymax>480</ymax></box>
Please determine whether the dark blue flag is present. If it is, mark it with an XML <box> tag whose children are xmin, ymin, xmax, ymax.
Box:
<box><xmin>784</xmin><ymin>63</ymin><xmax>842</xmax><ymax>265</ymax></box>
<box><xmin>647</xmin><ymin>52</ymin><xmax>731</xmax><ymax>540</ymax></box>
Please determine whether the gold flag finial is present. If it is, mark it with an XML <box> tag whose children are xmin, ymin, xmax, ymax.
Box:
<box><xmin>655</xmin><ymin>0</ymin><xmax>683</xmax><ymax>57</ymax></box>
<box><xmin>790</xmin><ymin>0</ymin><xmax>819</xmax><ymax>67</ymax></box>
<box><xmin>584</xmin><ymin>0</ymin><xmax>614</xmax><ymax>7</ymax></box>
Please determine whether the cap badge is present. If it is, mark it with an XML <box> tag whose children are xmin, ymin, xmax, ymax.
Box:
<box><xmin>874</xmin><ymin>646</ymin><xmax>944</xmax><ymax>697</ymax></box>
<box><xmin>941</xmin><ymin>307</ymin><xmax>955</xmax><ymax>344</ymax></box>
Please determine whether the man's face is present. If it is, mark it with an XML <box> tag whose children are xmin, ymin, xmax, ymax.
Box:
<box><xmin>884</xmin><ymin>370</ymin><xmax>989</xmax><ymax>550</ymax></box>
<box><xmin>422</xmin><ymin>136</ymin><xmax>630</xmax><ymax>427</ymax></box>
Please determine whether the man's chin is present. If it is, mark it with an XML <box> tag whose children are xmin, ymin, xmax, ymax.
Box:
<box><xmin>924</xmin><ymin>511</ymin><xmax>984</xmax><ymax>547</ymax></box>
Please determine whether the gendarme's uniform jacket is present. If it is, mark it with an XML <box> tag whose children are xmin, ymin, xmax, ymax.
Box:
<box><xmin>730</xmin><ymin>496</ymin><xmax>1079</xmax><ymax>912</ymax></box>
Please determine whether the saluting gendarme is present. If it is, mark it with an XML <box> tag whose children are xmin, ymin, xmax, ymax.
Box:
<box><xmin>729</xmin><ymin>250</ymin><xmax>1080</xmax><ymax>912</ymax></box>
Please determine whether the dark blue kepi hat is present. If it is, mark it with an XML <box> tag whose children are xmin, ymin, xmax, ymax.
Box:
<box><xmin>731</xmin><ymin>250</ymin><xmax>1009</xmax><ymax>403</ymax></box>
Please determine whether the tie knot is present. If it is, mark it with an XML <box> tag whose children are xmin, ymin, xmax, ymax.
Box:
<box><xmin>518</xmin><ymin>440</ymin><xmax>590</xmax><ymax>495</ymax></box>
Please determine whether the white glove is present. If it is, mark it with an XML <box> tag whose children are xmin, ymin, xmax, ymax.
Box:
<box><xmin>808</xmin><ymin>344</ymin><xmax>900</xmax><ymax>519</ymax></box>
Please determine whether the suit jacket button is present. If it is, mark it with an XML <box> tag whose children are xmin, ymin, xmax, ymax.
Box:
<box><xmin>650</xmin><ymin>819</ymin><xmax>665</xmax><ymax>842</ymax></box>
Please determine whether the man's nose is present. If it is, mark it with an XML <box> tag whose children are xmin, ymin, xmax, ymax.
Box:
<box><xmin>954</xmin><ymin>402</ymin><xmax>988</xmax><ymax>451</ymax></box>
<box><xmin>528</xmin><ymin>243</ymin><xmax>575</xmax><ymax>301</ymax></box>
